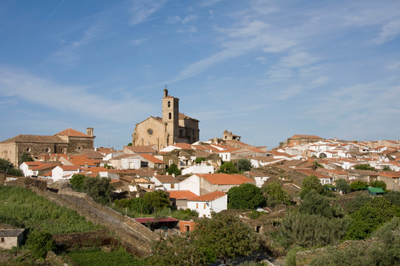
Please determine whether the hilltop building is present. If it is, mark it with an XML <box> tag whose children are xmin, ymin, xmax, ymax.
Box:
<box><xmin>280</xmin><ymin>134</ymin><xmax>323</xmax><ymax>148</ymax></box>
<box><xmin>132</xmin><ymin>88</ymin><xmax>199</xmax><ymax>151</ymax></box>
<box><xmin>0</xmin><ymin>128</ymin><xmax>95</xmax><ymax>166</ymax></box>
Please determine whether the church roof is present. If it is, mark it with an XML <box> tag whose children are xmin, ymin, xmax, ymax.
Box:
<box><xmin>0</xmin><ymin>135</ymin><xmax>66</xmax><ymax>144</ymax></box>
<box><xmin>55</xmin><ymin>128</ymin><xmax>91</xmax><ymax>137</ymax></box>
<box><xmin>179</xmin><ymin>112</ymin><xmax>199</xmax><ymax>122</ymax></box>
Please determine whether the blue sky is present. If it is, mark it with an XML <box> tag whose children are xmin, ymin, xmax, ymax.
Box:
<box><xmin>1</xmin><ymin>0</ymin><xmax>400</xmax><ymax>149</ymax></box>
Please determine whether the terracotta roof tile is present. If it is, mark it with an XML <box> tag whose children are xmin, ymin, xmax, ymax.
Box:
<box><xmin>188</xmin><ymin>191</ymin><xmax>226</xmax><ymax>202</ymax></box>
<box><xmin>55</xmin><ymin>128</ymin><xmax>91</xmax><ymax>137</ymax></box>
<box><xmin>196</xmin><ymin>173</ymin><xmax>254</xmax><ymax>185</ymax></box>
<box><xmin>154</xmin><ymin>175</ymin><xmax>178</xmax><ymax>183</ymax></box>
<box><xmin>168</xmin><ymin>190</ymin><xmax>198</xmax><ymax>199</ymax></box>
<box><xmin>140</xmin><ymin>154</ymin><xmax>165</xmax><ymax>164</ymax></box>
<box><xmin>124</xmin><ymin>145</ymin><xmax>156</xmax><ymax>154</ymax></box>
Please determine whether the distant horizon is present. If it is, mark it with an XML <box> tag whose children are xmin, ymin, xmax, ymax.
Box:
<box><xmin>1</xmin><ymin>0</ymin><xmax>399</xmax><ymax>150</ymax></box>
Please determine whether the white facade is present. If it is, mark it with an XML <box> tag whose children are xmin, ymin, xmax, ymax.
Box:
<box><xmin>179</xmin><ymin>175</ymin><xmax>201</xmax><ymax>196</ymax></box>
<box><xmin>19</xmin><ymin>163</ymin><xmax>35</xmax><ymax>177</ymax></box>
<box><xmin>182</xmin><ymin>165</ymin><xmax>214</xmax><ymax>175</ymax></box>
<box><xmin>219</xmin><ymin>152</ymin><xmax>231</xmax><ymax>162</ymax></box>
<box><xmin>51</xmin><ymin>166</ymin><xmax>80</xmax><ymax>182</ymax></box>
<box><xmin>254</xmin><ymin>176</ymin><xmax>269</xmax><ymax>188</ymax></box>
<box><xmin>150</xmin><ymin>177</ymin><xmax>179</xmax><ymax>191</ymax></box>
<box><xmin>187</xmin><ymin>194</ymin><xmax>228</xmax><ymax>218</ymax></box>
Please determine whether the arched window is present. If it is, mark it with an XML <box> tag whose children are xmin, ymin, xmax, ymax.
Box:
<box><xmin>169</xmin><ymin>112</ymin><xmax>172</xmax><ymax>119</ymax></box>
<box><xmin>168</xmin><ymin>101</ymin><xmax>171</xmax><ymax>107</ymax></box>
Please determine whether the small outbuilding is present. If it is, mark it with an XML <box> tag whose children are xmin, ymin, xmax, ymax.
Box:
<box><xmin>0</xmin><ymin>225</ymin><xmax>24</xmax><ymax>250</ymax></box>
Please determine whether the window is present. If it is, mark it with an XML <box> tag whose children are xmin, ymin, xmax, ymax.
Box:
<box><xmin>78</xmin><ymin>146</ymin><xmax>82</xmax><ymax>150</ymax></box>
<box><xmin>1</xmin><ymin>237</ymin><xmax>4</xmax><ymax>242</ymax></box>
<box><xmin>26</xmin><ymin>148</ymin><xmax>31</xmax><ymax>152</ymax></box>
<box><xmin>168</xmin><ymin>101</ymin><xmax>171</xmax><ymax>107</ymax></box>
<box><xmin>204</xmin><ymin>203</ymin><xmax>206</xmax><ymax>209</ymax></box>
<box><xmin>169</xmin><ymin>112</ymin><xmax>172</xmax><ymax>119</ymax></box>
<box><xmin>147</xmin><ymin>129</ymin><xmax>153</xmax><ymax>135</ymax></box>
<box><xmin>171</xmin><ymin>183</ymin><xmax>175</xmax><ymax>189</ymax></box>
<box><xmin>46</xmin><ymin>148</ymin><xmax>51</xmax><ymax>153</ymax></box>
<box><xmin>196</xmin><ymin>203</ymin><xmax>198</xmax><ymax>209</ymax></box>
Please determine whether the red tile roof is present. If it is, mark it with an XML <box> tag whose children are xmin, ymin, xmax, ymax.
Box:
<box><xmin>168</xmin><ymin>190</ymin><xmax>198</xmax><ymax>199</ymax></box>
<box><xmin>171</xmin><ymin>143</ymin><xmax>194</xmax><ymax>150</ymax></box>
<box><xmin>140</xmin><ymin>154</ymin><xmax>165</xmax><ymax>164</ymax></box>
<box><xmin>295</xmin><ymin>168</ymin><xmax>331</xmax><ymax>179</ymax></box>
<box><xmin>196</xmin><ymin>173</ymin><xmax>254</xmax><ymax>185</ymax></box>
<box><xmin>188</xmin><ymin>191</ymin><xmax>226</xmax><ymax>202</ymax></box>
<box><xmin>290</xmin><ymin>135</ymin><xmax>322</xmax><ymax>139</ymax></box>
<box><xmin>379</xmin><ymin>171</ymin><xmax>400</xmax><ymax>178</ymax></box>
<box><xmin>58</xmin><ymin>165</ymin><xmax>81</xmax><ymax>171</ymax></box>
<box><xmin>154</xmin><ymin>175</ymin><xmax>179</xmax><ymax>183</ymax></box>
<box><xmin>55</xmin><ymin>128</ymin><xmax>90</xmax><ymax>137</ymax></box>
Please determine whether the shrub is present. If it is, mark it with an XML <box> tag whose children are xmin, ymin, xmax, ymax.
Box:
<box><xmin>227</xmin><ymin>183</ymin><xmax>265</xmax><ymax>209</ymax></box>
<box><xmin>350</xmin><ymin>180</ymin><xmax>368</xmax><ymax>191</ymax></box>
<box><xmin>26</xmin><ymin>231</ymin><xmax>55</xmax><ymax>259</ymax></box>
<box><xmin>369</xmin><ymin>180</ymin><xmax>387</xmax><ymax>190</ymax></box>
<box><xmin>299</xmin><ymin>191</ymin><xmax>333</xmax><ymax>218</ymax></box>
<box><xmin>300</xmin><ymin>175</ymin><xmax>324</xmax><ymax>199</ymax></box>
<box><xmin>261</xmin><ymin>181</ymin><xmax>291</xmax><ymax>207</ymax></box>
<box><xmin>335</xmin><ymin>179</ymin><xmax>351</xmax><ymax>194</ymax></box>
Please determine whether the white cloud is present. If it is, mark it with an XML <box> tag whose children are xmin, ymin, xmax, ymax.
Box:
<box><xmin>0</xmin><ymin>67</ymin><xmax>153</xmax><ymax>122</ymax></box>
<box><xmin>129</xmin><ymin>0</ymin><xmax>166</xmax><ymax>25</ymax></box>
<box><xmin>373</xmin><ymin>21</ymin><xmax>400</xmax><ymax>44</ymax></box>
<box><xmin>386</xmin><ymin>62</ymin><xmax>400</xmax><ymax>70</ymax></box>
<box><xmin>280</xmin><ymin>52</ymin><xmax>319</xmax><ymax>68</ymax></box>
<box><xmin>132</xmin><ymin>38</ymin><xmax>147</xmax><ymax>45</ymax></box>
<box><xmin>168</xmin><ymin>15</ymin><xmax>198</xmax><ymax>24</ymax></box>
<box><xmin>48</xmin><ymin>22</ymin><xmax>105</xmax><ymax>68</ymax></box>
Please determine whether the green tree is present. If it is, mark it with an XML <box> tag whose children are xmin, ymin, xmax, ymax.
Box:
<box><xmin>299</xmin><ymin>190</ymin><xmax>333</xmax><ymax>218</ymax></box>
<box><xmin>261</xmin><ymin>182</ymin><xmax>291</xmax><ymax>206</ymax></box>
<box><xmin>354</xmin><ymin>164</ymin><xmax>375</xmax><ymax>170</ymax></box>
<box><xmin>191</xmin><ymin>213</ymin><xmax>259</xmax><ymax>264</ymax></box>
<box><xmin>350</xmin><ymin>180</ymin><xmax>368</xmax><ymax>191</ymax></box>
<box><xmin>345</xmin><ymin>197</ymin><xmax>395</xmax><ymax>240</ymax></box>
<box><xmin>194</xmin><ymin>157</ymin><xmax>205</xmax><ymax>164</ymax></box>
<box><xmin>0</xmin><ymin>158</ymin><xmax>23</xmax><ymax>176</ymax></box>
<box><xmin>70</xmin><ymin>174</ymin><xmax>87</xmax><ymax>191</ymax></box>
<box><xmin>127</xmin><ymin>142</ymin><xmax>133</xmax><ymax>146</ymax></box>
<box><xmin>281</xmin><ymin>212</ymin><xmax>349</xmax><ymax>248</ymax></box>
<box><xmin>83</xmin><ymin>176</ymin><xmax>114</xmax><ymax>204</ymax></box>
<box><xmin>300</xmin><ymin>175</ymin><xmax>324</xmax><ymax>199</ymax></box>
<box><xmin>369</xmin><ymin>180</ymin><xmax>387</xmax><ymax>190</ymax></box>
<box><xmin>227</xmin><ymin>183</ymin><xmax>265</xmax><ymax>209</ymax></box>
<box><xmin>26</xmin><ymin>231</ymin><xmax>55</xmax><ymax>259</ymax></box>
<box><xmin>384</xmin><ymin>191</ymin><xmax>400</xmax><ymax>206</ymax></box>
<box><xmin>383</xmin><ymin>166</ymin><xmax>393</xmax><ymax>171</ymax></box>
<box><xmin>166</xmin><ymin>163</ymin><xmax>181</xmax><ymax>176</ymax></box>
<box><xmin>19</xmin><ymin>152</ymin><xmax>34</xmax><ymax>164</ymax></box>
<box><xmin>237</xmin><ymin>159</ymin><xmax>252</xmax><ymax>172</ymax></box>
<box><xmin>217</xmin><ymin>161</ymin><xmax>237</xmax><ymax>174</ymax></box>
<box><xmin>149</xmin><ymin>235</ymin><xmax>209</xmax><ymax>266</ymax></box>
<box><xmin>144</xmin><ymin>190</ymin><xmax>170</xmax><ymax>212</ymax></box>
<box><xmin>335</xmin><ymin>179</ymin><xmax>351</xmax><ymax>194</ymax></box>
<box><xmin>130</xmin><ymin>197</ymin><xmax>152</xmax><ymax>214</ymax></box>
<box><xmin>345</xmin><ymin>192</ymin><xmax>371</xmax><ymax>214</ymax></box>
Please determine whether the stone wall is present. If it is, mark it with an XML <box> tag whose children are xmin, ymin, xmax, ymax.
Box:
<box><xmin>30</xmin><ymin>187</ymin><xmax>158</xmax><ymax>256</ymax></box>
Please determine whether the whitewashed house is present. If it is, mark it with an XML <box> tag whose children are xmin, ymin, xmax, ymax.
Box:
<box><xmin>150</xmin><ymin>175</ymin><xmax>179</xmax><ymax>191</ymax></box>
<box><xmin>182</xmin><ymin>164</ymin><xmax>214</xmax><ymax>175</ymax></box>
<box><xmin>187</xmin><ymin>191</ymin><xmax>227</xmax><ymax>218</ymax></box>
<box><xmin>51</xmin><ymin>165</ymin><xmax>81</xmax><ymax>182</ymax></box>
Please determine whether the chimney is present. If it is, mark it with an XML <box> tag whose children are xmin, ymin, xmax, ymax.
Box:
<box><xmin>172</xmin><ymin>173</ymin><xmax>175</xmax><ymax>177</ymax></box>
<box><xmin>86</xmin><ymin>127</ymin><xmax>94</xmax><ymax>137</ymax></box>
<box><xmin>85</xmin><ymin>162</ymin><xmax>88</xmax><ymax>168</ymax></box>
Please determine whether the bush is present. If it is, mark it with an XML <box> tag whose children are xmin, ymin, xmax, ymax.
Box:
<box><xmin>194</xmin><ymin>157</ymin><xmax>205</xmax><ymax>164</ymax></box>
<box><xmin>335</xmin><ymin>179</ymin><xmax>350</xmax><ymax>194</ymax></box>
<box><xmin>369</xmin><ymin>180</ymin><xmax>387</xmax><ymax>190</ymax></box>
<box><xmin>227</xmin><ymin>183</ymin><xmax>265</xmax><ymax>209</ymax></box>
<box><xmin>350</xmin><ymin>180</ymin><xmax>368</xmax><ymax>191</ymax></box>
<box><xmin>83</xmin><ymin>176</ymin><xmax>114</xmax><ymax>204</ymax></box>
<box><xmin>345</xmin><ymin>192</ymin><xmax>371</xmax><ymax>214</ymax></box>
<box><xmin>300</xmin><ymin>175</ymin><xmax>324</xmax><ymax>199</ymax></box>
<box><xmin>70</xmin><ymin>174</ymin><xmax>87</xmax><ymax>191</ymax></box>
<box><xmin>144</xmin><ymin>191</ymin><xmax>170</xmax><ymax>212</ymax></box>
<box><xmin>26</xmin><ymin>231</ymin><xmax>55</xmax><ymax>259</ymax></box>
<box><xmin>354</xmin><ymin>164</ymin><xmax>375</xmax><ymax>170</ymax></box>
<box><xmin>299</xmin><ymin>191</ymin><xmax>333</xmax><ymax>218</ymax></box>
<box><xmin>384</xmin><ymin>191</ymin><xmax>400</xmax><ymax>206</ymax></box>
<box><xmin>217</xmin><ymin>162</ymin><xmax>237</xmax><ymax>174</ymax></box>
<box><xmin>166</xmin><ymin>163</ymin><xmax>181</xmax><ymax>176</ymax></box>
<box><xmin>280</xmin><ymin>212</ymin><xmax>349</xmax><ymax>248</ymax></box>
<box><xmin>285</xmin><ymin>246</ymin><xmax>305</xmax><ymax>266</ymax></box>
<box><xmin>261</xmin><ymin>181</ymin><xmax>291</xmax><ymax>207</ymax></box>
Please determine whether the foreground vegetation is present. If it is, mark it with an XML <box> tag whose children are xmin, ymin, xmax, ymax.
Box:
<box><xmin>68</xmin><ymin>247</ymin><xmax>149</xmax><ymax>266</ymax></box>
<box><xmin>0</xmin><ymin>185</ymin><xmax>103</xmax><ymax>234</ymax></box>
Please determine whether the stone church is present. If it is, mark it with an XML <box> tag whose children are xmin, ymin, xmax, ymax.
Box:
<box><xmin>0</xmin><ymin>128</ymin><xmax>95</xmax><ymax>166</ymax></box>
<box><xmin>132</xmin><ymin>88</ymin><xmax>199</xmax><ymax>151</ymax></box>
